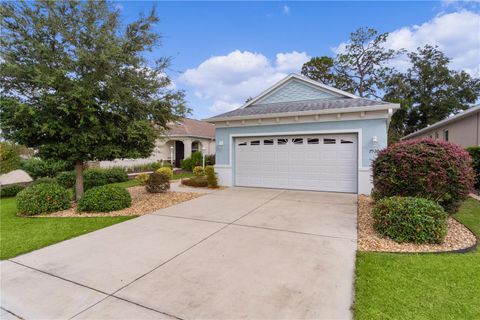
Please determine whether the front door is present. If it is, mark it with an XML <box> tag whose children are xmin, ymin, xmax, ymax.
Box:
<box><xmin>175</xmin><ymin>141</ymin><xmax>184</xmax><ymax>168</ymax></box>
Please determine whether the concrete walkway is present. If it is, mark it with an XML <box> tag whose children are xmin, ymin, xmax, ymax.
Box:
<box><xmin>1</xmin><ymin>188</ymin><xmax>357</xmax><ymax>320</ymax></box>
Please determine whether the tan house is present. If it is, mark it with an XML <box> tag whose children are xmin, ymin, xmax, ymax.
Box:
<box><xmin>99</xmin><ymin>118</ymin><xmax>215</xmax><ymax>168</ymax></box>
<box><xmin>402</xmin><ymin>105</ymin><xmax>480</xmax><ymax>147</ymax></box>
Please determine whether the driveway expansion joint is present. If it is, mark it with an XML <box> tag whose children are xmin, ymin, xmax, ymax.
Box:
<box><xmin>232</xmin><ymin>223</ymin><xmax>358</xmax><ymax>241</ymax></box>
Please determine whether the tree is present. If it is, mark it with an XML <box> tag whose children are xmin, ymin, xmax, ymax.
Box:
<box><xmin>335</xmin><ymin>27</ymin><xmax>404</xmax><ymax>98</ymax></box>
<box><xmin>385</xmin><ymin>45</ymin><xmax>480</xmax><ymax>140</ymax></box>
<box><xmin>0</xmin><ymin>1</ymin><xmax>188</xmax><ymax>199</ymax></box>
<box><xmin>301</xmin><ymin>56</ymin><xmax>354</xmax><ymax>92</ymax></box>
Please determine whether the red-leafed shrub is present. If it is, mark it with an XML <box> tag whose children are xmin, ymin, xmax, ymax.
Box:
<box><xmin>372</xmin><ymin>138</ymin><xmax>474</xmax><ymax>213</ymax></box>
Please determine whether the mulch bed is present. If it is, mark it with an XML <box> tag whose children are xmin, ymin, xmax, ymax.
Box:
<box><xmin>37</xmin><ymin>186</ymin><xmax>201</xmax><ymax>217</ymax></box>
<box><xmin>358</xmin><ymin>195</ymin><xmax>477</xmax><ymax>253</ymax></box>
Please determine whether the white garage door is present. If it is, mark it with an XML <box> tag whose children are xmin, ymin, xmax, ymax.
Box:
<box><xmin>235</xmin><ymin>134</ymin><xmax>358</xmax><ymax>193</ymax></box>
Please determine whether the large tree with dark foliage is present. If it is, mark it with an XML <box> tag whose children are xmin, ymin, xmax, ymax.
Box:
<box><xmin>0</xmin><ymin>0</ymin><xmax>188</xmax><ymax>199</ymax></box>
<box><xmin>302</xmin><ymin>28</ymin><xmax>403</xmax><ymax>98</ymax></box>
<box><xmin>385</xmin><ymin>45</ymin><xmax>480</xmax><ymax>142</ymax></box>
<box><xmin>301</xmin><ymin>56</ymin><xmax>354</xmax><ymax>91</ymax></box>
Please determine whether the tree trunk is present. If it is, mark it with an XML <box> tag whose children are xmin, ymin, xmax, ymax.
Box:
<box><xmin>75</xmin><ymin>161</ymin><xmax>84</xmax><ymax>201</ymax></box>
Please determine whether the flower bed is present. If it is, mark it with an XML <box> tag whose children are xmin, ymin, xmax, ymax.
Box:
<box><xmin>358</xmin><ymin>195</ymin><xmax>477</xmax><ymax>253</ymax></box>
<box><xmin>37</xmin><ymin>186</ymin><xmax>201</xmax><ymax>217</ymax></box>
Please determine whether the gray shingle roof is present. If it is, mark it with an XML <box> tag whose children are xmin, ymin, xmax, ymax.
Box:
<box><xmin>209</xmin><ymin>98</ymin><xmax>390</xmax><ymax>119</ymax></box>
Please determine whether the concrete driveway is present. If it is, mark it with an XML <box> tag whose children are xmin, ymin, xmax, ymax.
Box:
<box><xmin>1</xmin><ymin>187</ymin><xmax>357</xmax><ymax>320</ymax></box>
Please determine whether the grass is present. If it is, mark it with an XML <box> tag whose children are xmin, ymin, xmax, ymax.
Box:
<box><xmin>354</xmin><ymin>198</ymin><xmax>480</xmax><ymax>320</ymax></box>
<box><xmin>172</xmin><ymin>171</ymin><xmax>194</xmax><ymax>180</ymax></box>
<box><xmin>0</xmin><ymin>197</ymin><xmax>135</xmax><ymax>260</ymax></box>
<box><xmin>110</xmin><ymin>172</ymin><xmax>194</xmax><ymax>189</ymax></box>
<box><xmin>109</xmin><ymin>179</ymin><xmax>140</xmax><ymax>188</ymax></box>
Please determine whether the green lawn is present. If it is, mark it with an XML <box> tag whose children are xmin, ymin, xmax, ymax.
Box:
<box><xmin>172</xmin><ymin>171</ymin><xmax>194</xmax><ymax>180</ymax></box>
<box><xmin>354</xmin><ymin>198</ymin><xmax>480</xmax><ymax>320</ymax></box>
<box><xmin>109</xmin><ymin>179</ymin><xmax>140</xmax><ymax>188</ymax></box>
<box><xmin>0</xmin><ymin>197</ymin><xmax>135</xmax><ymax>260</ymax></box>
<box><xmin>111</xmin><ymin>172</ymin><xmax>194</xmax><ymax>188</ymax></box>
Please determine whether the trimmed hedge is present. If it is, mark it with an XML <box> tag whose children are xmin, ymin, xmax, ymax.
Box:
<box><xmin>20</xmin><ymin>158</ymin><xmax>72</xmax><ymax>179</ymax></box>
<box><xmin>32</xmin><ymin>177</ymin><xmax>57</xmax><ymax>185</ymax></box>
<box><xmin>193</xmin><ymin>166</ymin><xmax>205</xmax><ymax>177</ymax></box>
<box><xmin>16</xmin><ymin>183</ymin><xmax>71</xmax><ymax>215</ymax></box>
<box><xmin>205</xmin><ymin>165</ymin><xmax>218</xmax><ymax>188</ymax></box>
<box><xmin>372</xmin><ymin>196</ymin><xmax>448</xmax><ymax>244</ymax></box>
<box><xmin>181</xmin><ymin>176</ymin><xmax>208</xmax><ymax>188</ymax></box>
<box><xmin>467</xmin><ymin>146</ymin><xmax>480</xmax><ymax>190</ymax></box>
<box><xmin>145</xmin><ymin>172</ymin><xmax>170</xmax><ymax>193</ymax></box>
<box><xmin>55</xmin><ymin>171</ymin><xmax>76</xmax><ymax>188</ymax></box>
<box><xmin>0</xmin><ymin>184</ymin><xmax>25</xmax><ymax>198</ymax></box>
<box><xmin>156</xmin><ymin>167</ymin><xmax>173</xmax><ymax>180</ymax></box>
<box><xmin>55</xmin><ymin>167</ymin><xmax>128</xmax><ymax>190</ymax></box>
<box><xmin>135</xmin><ymin>173</ymin><xmax>150</xmax><ymax>185</ymax></box>
<box><xmin>372</xmin><ymin>139</ymin><xmax>475</xmax><ymax>213</ymax></box>
<box><xmin>78</xmin><ymin>185</ymin><xmax>131</xmax><ymax>212</ymax></box>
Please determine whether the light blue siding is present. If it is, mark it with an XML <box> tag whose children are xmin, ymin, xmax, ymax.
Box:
<box><xmin>255</xmin><ymin>79</ymin><xmax>338</xmax><ymax>105</ymax></box>
<box><xmin>215</xmin><ymin>119</ymin><xmax>387</xmax><ymax>168</ymax></box>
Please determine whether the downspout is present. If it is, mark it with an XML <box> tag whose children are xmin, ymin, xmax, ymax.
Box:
<box><xmin>477</xmin><ymin>111</ymin><xmax>479</xmax><ymax>145</ymax></box>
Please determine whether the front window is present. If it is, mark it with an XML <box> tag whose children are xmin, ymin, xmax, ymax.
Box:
<box><xmin>192</xmin><ymin>141</ymin><xmax>200</xmax><ymax>153</ymax></box>
<box><xmin>444</xmin><ymin>129</ymin><xmax>449</xmax><ymax>141</ymax></box>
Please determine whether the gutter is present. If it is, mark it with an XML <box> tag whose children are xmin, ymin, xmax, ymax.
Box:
<box><xmin>205</xmin><ymin>104</ymin><xmax>400</xmax><ymax>123</ymax></box>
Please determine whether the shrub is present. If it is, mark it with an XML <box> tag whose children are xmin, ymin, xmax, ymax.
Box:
<box><xmin>135</xmin><ymin>173</ymin><xmax>150</xmax><ymax>185</ymax></box>
<box><xmin>124</xmin><ymin>161</ymin><xmax>163</xmax><ymax>173</ymax></box>
<box><xmin>193</xmin><ymin>166</ymin><xmax>205</xmax><ymax>177</ymax></box>
<box><xmin>161</xmin><ymin>162</ymin><xmax>173</xmax><ymax>169</ymax></box>
<box><xmin>372</xmin><ymin>139</ymin><xmax>475</xmax><ymax>213</ymax></box>
<box><xmin>181</xmin><ymin>152</ymin><xmax>203</xmax><ymax>171</ymax></box>
<box><xmin>205</xmin><ymin>154</ymin><xmax>215</xmax><ymax>166</ymax></box>
<box><xmin>467</xmin><ymin>146</ymin><xmax>480</xmax><ymax>190</ymax></box>
<box><xmin>372</xmin><ymin>196</ymin><xmax>448</xmax><ymax>244</ymax></box>
<box><xmin>84</xmin><ymin>167</ymin><xmax>128</xmax><ymax>189</ymax></box>
<box><xmin>156</xmin><ymin>167</ymin><xmax>173</xmax><ymax>180</ymax></box>
<box><xmin>78</xmin><ymin>185</ymin><xmax>131</xmax><ymax>212</ymax></box>
<box><xmin>16</xmin><ymin>183</ymin><xmax>71</xmax><ymax>215</ymax></box>
<box><xmin>181</xmin><ymin>176</ymin><xmax>208</xmax><ymax>188</ymax></box>
<box><xmin>145</xmin><ymin>172</ymin><xmax>170</xmax><ymax>193</ymax></box>
<box><xmin>32</xmin><ymin>177</ymin><xmax>57</xmax><ymax>185</ymax></box>
<box><xmin>205</xmin><ymin>165</ymin><xmax>218</xmax><ymax>188</ymax></box>
<box><xmin>56</xmin><ymin>171</ymin><xmax>76</xmax><ymax>188</ymax></box>
<box><xmin>20</xmin><ymin>158</ymin><xmax>72</xmax><ymax>179</ymax></box>
<box><xmin>0</xmin><ymin>184</ymin><xmax>25</xmax><ymax>198</ymax></box>
<box><xmin>56</xmin><ymin>167</ymin><xmax>128</xmax><ymax>190</ymax></box>
<box><xmin>0</xmin><ymin>142</ymin><xmax>21</xmax><ymax>174</ymax></box>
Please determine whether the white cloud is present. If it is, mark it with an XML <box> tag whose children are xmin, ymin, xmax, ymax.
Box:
<box><xmin>331</xmin><ymin>11</ymin><xmax>480</xmax><ymax>77</ymax></box>
<box><xmin>283</xmin><ymin>5</ymin><xmax>290</xmax><ymax>15</ymax></box>
<box><xmin>180</xmin><ymin>50</ymin><xmax>310</xmax><ymax>113</ymax></box>
<box><xmin>386</xmin><ymin>11</ymin><xmax>480</xmax><ymax>76</ymax></box>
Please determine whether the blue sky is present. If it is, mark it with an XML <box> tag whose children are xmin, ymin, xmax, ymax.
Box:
<box><xmin>116</xmin><ymin>1</ymin><xmax>480</xmax><ymax>119</ymax></box>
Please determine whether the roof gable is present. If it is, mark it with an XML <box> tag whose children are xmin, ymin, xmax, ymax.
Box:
<box><xmin>254</xmin><ymin>79</ymin><xmax>339</xmax><ymax>105</ymax></box>
<box><xmin>241</xmin><ymin>73</ymin><xmax>358</xmax><ymax>109</ymax></box>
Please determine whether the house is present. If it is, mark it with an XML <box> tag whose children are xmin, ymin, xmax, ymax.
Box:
<box><xmin>99</xmin><ymin>118</ymin><xmax>215</xmax><ymax>168</ymax></box>
<box><xmin>206</xmin><ymin>74</ymin><xmax>399</xmax><ymax>194</ymax></box>
<box><xmin>402</xmin><ymin>105</ymin><xmax>480</xmax><ymax>147</ymax></box>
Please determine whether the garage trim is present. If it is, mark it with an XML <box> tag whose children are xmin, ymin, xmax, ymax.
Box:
<box><xmin>226</xmin><ymin>129</ymin><xmax>363</xmax><ymax>192</ymax></box>
<box><xmin>227</xmin><ymin>129</ymin><xmax>363</xmax><ymax>169</ymax></box>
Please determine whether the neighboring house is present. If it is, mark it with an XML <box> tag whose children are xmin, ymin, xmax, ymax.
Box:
<box><xmin>206</xmin><ymin>74</ymin><xmax>399</xmax><ymax>194</ymax></box>
<box><xmin>99</xmin><ymin>118</ymin><xmax>215</xmax><ymax>168</ymax></box>
<box><xmin>402</xmin><ymin>105</ymin><xmax>480</xmax><ymax>147</ymax></box>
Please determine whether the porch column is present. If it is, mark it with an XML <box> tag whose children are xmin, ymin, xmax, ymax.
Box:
<box><xmin>183</xmin><ymin>138</ymin><xmax>193</xmax><ymax>159</ymax></box>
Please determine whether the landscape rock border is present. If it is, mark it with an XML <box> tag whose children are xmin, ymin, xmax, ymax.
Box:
<box><xmin>357</xmin><ymin>195</ymin><xmax>477</xmax><ymax>253</ymax></box>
